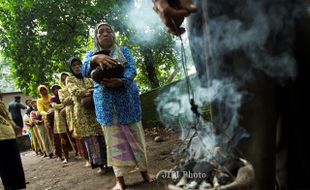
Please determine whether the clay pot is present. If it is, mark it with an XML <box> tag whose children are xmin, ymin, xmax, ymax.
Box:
<box><xmin>91</xmin><ymin>50</ymin><xmax>125</xmax><ymax>83</ymax></box>
<box><xmin>91</xmin><ymin>64</ymin><xmax>124</xmax><ymax>83</ymax></box>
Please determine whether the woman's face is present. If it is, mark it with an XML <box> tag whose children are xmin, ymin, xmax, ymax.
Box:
<box><xmin>97</xmin><ymin>25</ymin><xmax>114</xmax><ymax>49</ymax></box>
<box><xmin>71</xmin><ymin>61</ymin><xmax>82</xmax><ymax>75</ymax></box>
<box><xmin>52</xmin><ymin>86</ymin><xmax>61</xmax><ymax>96</ymax></box>
<box><xmin>39</xmin><ymin>88</ymin><xmax>48</xmax><ymax>96</ymax></box>
<box><xmin>30</xmin><ymin>101</ymin><xmax>37</xmax><ymax>110</ymax></box>
<box><xmin>61</xmin><ymin>74</ymin><xmax>68</xmax><ymax>85</ymax></box>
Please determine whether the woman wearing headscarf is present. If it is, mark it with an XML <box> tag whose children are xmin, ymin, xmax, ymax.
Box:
<box><xmin>66</xmin><ymin>57</ymin><xmax>107</xmax><ymax>173</ymax></box>
<box><xmin>0</xmin><ymin>96</ymin><xmax>26</xmax><ymax>190</ymax></box>
<box><xmin>36</xmin><ymin>85</ymin><xmax>54</xmax><ymax>158</ymax></box>
<box><xmin>82</xmin><ymin>22</ymin><xmax>155</xmax><ymax>190</ymax></box>
<box><xmin>26</xmin><ymin>100</ymin><xmax>45</xmax><ymax>156</ymax></box>
<box><xmin>58</xmin><ymin>72</ymin><xmax>79</xmax><ymax>160</ymax></box>
<box><xmin>50</xmin><ymin>85</ymin><xmax>63</xmax><ymax>160</ymax></box>
<box><xmin>31</xmin><ymin>123</ymin><xmax>45</xmax><ymax>156</ymax></box>
<box><xmin>51</xmin><ymin>84</ymin><xmax>76</xmax><ymax>163</ymax></box>
<box><xmin>59</xmin><ymin>72</ymin><xmax>88</xmax><ymax>164</ymax></box>
<box><xmin>23</xmin><ymin>108</ymin><xmax>40</xmax><ymax>155</ymax></box>
<box><xmin>58</xmin><ymin>72</ymin><xmax>75</xmax><ymax>132</ymax></box>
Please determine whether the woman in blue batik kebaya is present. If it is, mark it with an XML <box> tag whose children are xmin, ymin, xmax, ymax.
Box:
<box><xmin>82</xmin><ymin>22</ymin><xmax>155</xmax><ymax>190</ymax></box>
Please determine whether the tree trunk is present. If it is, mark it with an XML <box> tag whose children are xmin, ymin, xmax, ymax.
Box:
<box><xmin>142</xmin><ymin>48</ymin><xmax>160</xmax><ymax>89</ymax></box>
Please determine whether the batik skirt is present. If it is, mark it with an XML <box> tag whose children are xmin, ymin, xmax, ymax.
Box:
<box><xmin>102</xmin><ymin>121</ymin><xmax>148</xmax><ymax>177</ymax></box>
<box><xmin>84</xmin><ymin>135</ymin><xmax>107</xmax><ymax>169</ymax></box>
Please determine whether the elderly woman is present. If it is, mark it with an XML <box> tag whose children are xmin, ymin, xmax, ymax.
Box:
<box><xmin>66</xmin><ymin>57</ymin><xmax>107</xmax><ymax>173</ymax></box>
<box><xmin>82</xmin><ymin>22</ymin><xmax>155</xmax><ymax>190</ymax></box>
<box><xmin>59</xmin><ymin>72</ymin><xmax>89</xmax><ymax>164</ymax></box>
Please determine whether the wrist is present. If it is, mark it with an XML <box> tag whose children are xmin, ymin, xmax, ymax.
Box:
<box><xmin>90</xmin><ymin>56</ymin><xmax>97</xmax><ymax>69</ymax></box>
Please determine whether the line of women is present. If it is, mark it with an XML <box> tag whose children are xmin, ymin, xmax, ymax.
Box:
<box><xmin>24</xmin><ymin>73</ymin><xmax>107</xmax><ymax>174</ymax></box>
<box><xmin>23</xmin><ymin>22</ymin><xmax>155</xmax><ymax>190</ymax></box>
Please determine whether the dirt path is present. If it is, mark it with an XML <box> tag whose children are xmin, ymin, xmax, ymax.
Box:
<box><xmin>1</xmin><ymin>128</ymin><xmax>180</xmax><ymax>190</ymax></box>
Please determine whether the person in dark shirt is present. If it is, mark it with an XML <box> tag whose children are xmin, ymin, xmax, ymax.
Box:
<box><xmin>8</xmin><ymin>96</ymin><xmax>27</xmax><ymax>136</ymax></box>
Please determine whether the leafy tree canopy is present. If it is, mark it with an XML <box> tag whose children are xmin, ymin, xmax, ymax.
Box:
<box><xmin>0</xmin><ymin>0</ymin><xmax>181</xmax><ymax>96</ymax></box>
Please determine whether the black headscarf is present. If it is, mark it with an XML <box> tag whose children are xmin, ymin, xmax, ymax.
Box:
<box><xmin>50</xmin><ymin>84</ymin><xmax>61</xmax><ymax>104</ymax></box>
<box><xmin>68</xmin><ymin>57</ymin><xmax>83</xmax><ymax>79</ymax></box>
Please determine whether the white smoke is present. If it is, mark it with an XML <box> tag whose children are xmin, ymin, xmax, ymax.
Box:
<box><xmin>155</xmin><ymin>0</ymin><xmax>305</xmax><ymax>162</ymax></box>
<box><xmin>127</xmin><ymin>0</ymin><xmax>166</xmax><ymax>44</ymax></box>
<box><xmin>156</xmin><ymin>78</ymin><xmax>244</xmax><ymax>160</ymax></box>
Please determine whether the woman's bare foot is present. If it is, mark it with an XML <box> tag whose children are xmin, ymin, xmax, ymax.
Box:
<box><xmin>83</xmin><ymin>161</ymin><xmax>91</xmax><ymax>168</ymax></box>
<box><xmin>112</xmin><ymin>177</ymin><xmax>125</xmax><ymax>190</ymax></box>
<box><xmin>97</xmin><ymin>167</ymin><xmax>106</xmax><ymax>175</ymax></box>
<box><xmin>141</xmin><ymin>171</ymin><xmax>156</xmax><ymax>183</ymax></box>
<box><xmin>62</xmin><ymin>158</ymin><xmax>68</xmax><ymax>164</ymax></box>
<box><xmin>112</xmin><ymin>182</ymin><xmax>124</xmax><ymax>190</ymax></box>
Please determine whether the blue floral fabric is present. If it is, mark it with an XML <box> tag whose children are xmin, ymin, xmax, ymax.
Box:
<box><xmin>82</xmin><ymin>46</ymin><xmax>141</xmax><ymax>126</ymax></box>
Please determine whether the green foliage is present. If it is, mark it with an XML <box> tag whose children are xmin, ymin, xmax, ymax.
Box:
<box><xmin>132</xmin><ymin>32</ymin><xmax>180</xmax><ymax>92</ymax></box>
<box><xmin>0</xmin><ymin>54</ymin><xmax>18</xmax><ymax>93</ymax></box>
<box><xmin>0</xmin><ymin>0</ymin><xmax>126</xmax><ymax>96</ymax></box>
<box><xmin>0</xmin><ymin>0</ymin><xmax>180</xmax><ymax>95</ymax></box>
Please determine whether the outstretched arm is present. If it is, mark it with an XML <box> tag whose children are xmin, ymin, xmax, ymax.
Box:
<box><xmin>19</xmin><ymin>103</ymin><xmax>27</xmax><ymax>109</ymax></box>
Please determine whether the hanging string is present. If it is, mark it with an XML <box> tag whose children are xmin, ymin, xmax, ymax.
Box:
<box><xmin>171</xmin><ymin>19</ymin><xmax>214</xmax><ymax>157</ymax></box>
<box><xmin>171</xmin><ymin>20</ymin><xmax>199</xmax><ymax>118</ymax></box>
<box><xmin>170</xmin><ymin>19</ymin><xmax>237</xmax><ymax>180</ymax></box>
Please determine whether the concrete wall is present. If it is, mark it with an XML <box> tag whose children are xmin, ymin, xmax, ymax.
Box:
<box><xmin>140</xmin><ymin>75</ymin><xmax>198</xmax><ymax>128</ymax></box>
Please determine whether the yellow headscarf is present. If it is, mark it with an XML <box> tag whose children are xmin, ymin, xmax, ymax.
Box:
<box><xmin>37</xmin><ymin>85</ymin><xmax>52</xmax><ymax>115</ymax></box>
<box><xmin>37</xmin><ymin>85</ymin><xmax>51</xmax><ymax>101</ymax></box>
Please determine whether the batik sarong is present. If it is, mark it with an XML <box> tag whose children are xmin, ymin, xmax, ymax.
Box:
<box><xmin>102</xmin><ymin>121</ymin><xmax>148</xmax><ymax>177</ymax></box>
<box><xmin>84</xmin><ymin>136</ymin><xmax>107</xmax><ymax>169</ymax></box>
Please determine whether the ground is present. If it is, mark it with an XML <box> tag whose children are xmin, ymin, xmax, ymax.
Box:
<box><xmin>1</xmin><ymin>128</ymin><xmax>180</xmax><ymax>190</ymax></box>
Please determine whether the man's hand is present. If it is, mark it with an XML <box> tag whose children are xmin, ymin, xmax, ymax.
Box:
<box><xmin>101</xmin><ymin>78</ymin><xmax>123</xmax><ymax>89</ymax></box>
<box><xmin>152</xmin><ymin>0</ymin><xmax>197</xmax><ymax>35</ymax></box>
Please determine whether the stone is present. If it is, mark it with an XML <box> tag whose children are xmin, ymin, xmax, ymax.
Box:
<box><xmin>154</xmin><ymin>135</ymin><xmax>164</xmax><ymax>142</ymax></box>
